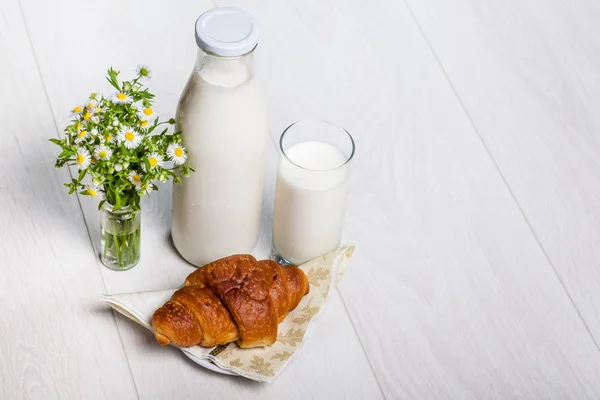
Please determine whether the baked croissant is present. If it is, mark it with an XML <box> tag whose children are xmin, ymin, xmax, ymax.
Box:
<box><xmin>152</xmin><ymin>255</ymin><xmax>309</xmax><ymax>349</ymax></box>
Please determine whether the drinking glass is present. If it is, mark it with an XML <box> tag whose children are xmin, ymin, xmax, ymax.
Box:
<box><xmin>272</xmin><ymin>120</ymin><xmax>355</xmax><ymax>265</ymax></box>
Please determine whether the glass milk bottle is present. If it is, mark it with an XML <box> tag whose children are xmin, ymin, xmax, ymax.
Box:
<box><xmin>172</xmin><ymin>8</ymin><xmax>268</xmax><ymax>266</ymax></box>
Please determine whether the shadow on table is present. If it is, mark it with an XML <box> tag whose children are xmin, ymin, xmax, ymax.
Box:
<box><xmin>104</xmin><ymin>308</ymin><xmax>264</xmax><ymax>387</ymax></box>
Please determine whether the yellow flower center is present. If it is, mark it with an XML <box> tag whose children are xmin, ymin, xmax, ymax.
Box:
<box><xmin>87</xmin><ymin>188</ymin><xmax>97</xmax><ymax>197</ymax></box>
<box><xmin>141</xmin><ymin>184</ymin><xmax>148</xmax><ymax>190</ymax></box>
<box><xmin>125</xmin><ymin>132</ymin><xmax>135</xmax><ymax>141</ymax></box>
<box><xmin>140</xmin><ymin>120</ymin><xmax>149</xmax><ymax>127</ymax></box>
<box><xmin>77</xmin><ymin>131</ymin><xmax>87</xmax><ymax>139</ymax></box>
<box><xmin>77</xmin><ymin>123</ymin><xmax>82</xmax><ymax>130</ymax></box>
<box><xmin>143</xmin><ymin>108</ymin><xmax>153</xmax><ymax>116</ymax></box>
<box><xmin>117</xmin><ymin>93</ymin><xmax>127</xmax><ymax>100</ymax></box>
<box><xmin>132</xmin><ymin>174</ymin><xmax>141</xmax><ymax>183</ymax></box>
<box><xmin>76</xmin><ymin>154</ymin><xmax>85</xmax><ymax>164</ymax></box>
<box><xmin>105</xmin><ymin>134</ymin><xmax>112</xmax><ymax>142</ymax></box>
<box><xmin>73</xmin><ymin>106</ymin><xmax>82</xmax><ymax>113</ymax></box>
<box><xmin>174</xmin><ymin>148</ymin><xmax>183</xmax><ymax>157</ymax></box>
<box><xmin>149</xmin><ymin>157</ymin><xmax>158</xmax><ymax>167</ymax></box>
<box><xmin>96</xmin><ymin>107</ymin><xmax>102</xmax><ymax>112</ymax></box>
<box><xmin>87</xmin><ymin>103</ymin><xmax>94</xmax><ymax>109</ymax></box>
<box><xmin>83</xmin><ymin>112</ymin><xmax>91</xmax><ymax>120</ymax></box>
<box><xmin>98</xmin><ymin>150</ymin><xmax>107</xmax><ymax>159</ymax></box>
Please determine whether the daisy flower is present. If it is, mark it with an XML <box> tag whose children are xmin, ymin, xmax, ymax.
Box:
<box><xmin>128</xmin><ymin>171</ymin><xmax>143</xmax><ymax>189</ymax></box>
<box><xmin>117</xmin><ymin>127</ymin><xmax>142</xmax><ymax>149</ymax></box>
<box><xmin>69</xmin><ymin>105</ymin><xmax>83</xmax><ymax>117</ymax></box>
<box><xmin>75</xmin><ymin>147</ymin><xmax>91</xmax><ymax>170</ymax></box>
<box><xmin>90</xmin><ymin>92</ymin><xmax>103</xmax><ymax>102</ymax></box>
<box><xmin>167</xmin><ymin>143</ymin><xmax>187</xmax><ymax>165</ymax></box>
<box><xmin>110</xmin><ymin>92</ymin><xmax>133</xmax><ymax>104</ymax></box>
<box><xmin>139</xmin><ymin>120</ymin><xmax>150</xmax><ymax>129</ymax></box>
<box><xmin>83</xmin><ymin>111</ymin><xmax>92</xmax><ymax>121</ymax></box>
<box><xmin>138</xmin><ymin>106</ymin><xmax>156</xmax><ymax>122</ymax></box>
<box><xmin>74</xmin><ymin>129</ymin><xmax>89</xmax><ymax>144</ymax></box>
<box><xmin>139</xmin><ymin>182</ymin><xmax>154</xmax><ymax>195</ymax></box>
<box><xmin>103</xmin><ymin>132</ymin><xmax>116</xmax><ymax>144</ymax></box>
<box><xmin>85</xmin><ymin>99</ymin><xmax>97</xmax><ymax>110</ymax></box>
<box><xmin>146</xmin><ymin>153</ymin><xmax>163</xmax><ymax>169</ymax></box>
<box><xmin>136</xmin><ymin>64</ymin><xmax>152</xmax><ymax>79</ymax></box>
<box><xmin>85</xmin><ymin>184</ymin><xmax>103</xmax><ymax>199</ymax></box>
<box><xmin>90</xmin><ymin>128</ymin><xmax>99</xmax><ymax>137</ymax></box>
<box><xmin>94</xmin><ymin>144</ymin><xmax>113</xmax><ymax>161</ymax></box>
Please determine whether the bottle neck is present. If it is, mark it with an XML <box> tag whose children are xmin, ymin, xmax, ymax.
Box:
<box><xmin>194</xmin><ymin>47</ymin><xmax>256</xmax><ymax>88</ymax></box>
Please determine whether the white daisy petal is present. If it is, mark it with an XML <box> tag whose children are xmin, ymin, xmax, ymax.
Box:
<box><xmin>103</xmin><ymin>132</ymin><xmax>116</xmax><ymax>144</ymax></box>
<box><xmin>138</xmin><ymin>119</ymin><xmax>151</xmax><ymax>129</ymax></box>
<box><xmin>128</xmin><ymin>171</ymin><xmax>143</xmax><ymax>188</ymax></box>
<box><xmin>94</xmin><ymin>145</ymin><xmax>113</xmax><ymax>161</ymax></box>
<box><xmin>110</xmin><ymin>92</ymin><xmax>133</xmax><ymax>104</ymax></box>
<box><xmin>139</xmin><ymin>181</ymin><xmax>153</xmax><ymax>195</ymax></box>
<box><xmin>69</xmin><ymin>105</ymin><xmax>84</xmax><ymax>117</ymax></box>
<box><xmin>85</xmin><ymin>99</ymin><xmax>97</xmax><ymax>110</ymax></box>
<box><xmin>136</xmin><ymin>64</ymin><xmax>152</xmax><ymax>80</ymax></box>
<box><xmin>117</xmin><ymin>127</ymin><xmax>142</xmax><ymax>149</ymax></box>
<box><xmin>74</xmin><ymin>129</ymin><xmax>89</xmax><ymax>144</ymax></box>
<box><xmin>146</xmin><ymin>152</ymin><xmax>163</xmax><ymax>170</ymax></box>
<box><xmin>167</xmin><ymin>143</ymin><xmax>187</xmax><ymax>166</ymax></box>
<box><xmin>75</xmin><ymin>147</ymin><xmax>91</xmax><ymax>170</ymax></box>
<box><xmin>137</xmin><ymin>106</ymin><xmax>156</xmax><ymax>122</ymax></box>
<box><xmin>85</xmin><ymin>184</ymin><xmax>104</xmax><ymax>199</ymax></box>
<box><xmin>90</xmin><ymin>93</ymin><xmax>104</xmax><ymax>102</ymax></box>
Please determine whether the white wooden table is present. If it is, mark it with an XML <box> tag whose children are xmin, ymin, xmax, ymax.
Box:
<box><xmin>2</xmin><ymin>0</ymin><xmax>600</xmax><ymax>398</ymax></box>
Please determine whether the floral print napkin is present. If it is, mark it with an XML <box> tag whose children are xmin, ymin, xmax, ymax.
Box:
<box><xmin>101</xmin><ymin>244</ymin><xmax>355</xmax><ymax>383</ymax></box>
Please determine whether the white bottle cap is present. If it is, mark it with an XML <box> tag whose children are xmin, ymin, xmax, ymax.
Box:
<box><xmin>195</xmin><ymin>8</ymin><xmax>260</xmax><ymax>57</ymax></box>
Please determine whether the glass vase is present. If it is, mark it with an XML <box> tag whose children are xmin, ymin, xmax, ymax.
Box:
<box><xmin>100</xmin><ymin>203</ymin><xmax>141</xmax><ymax>271</ymax></box>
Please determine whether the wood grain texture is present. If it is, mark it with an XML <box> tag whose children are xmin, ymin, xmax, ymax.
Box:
<box><xmin>10</xmin><ymin>0</ymin><xmax>600</xmax><ymax>398</ymax></box>
<box><xmin>405</xmin><ymin>0</ymin><xmax>600</xmax><ymax>351</ymax></box>
<box><xmin>213</xmin><ymin>0</ymin><xmax>600</xmax><ymax>398</ymax></box>
<box><xmin>17</xmin><ymin>0</ymin><xmax>384</xmax><ymax>398</ymax></box>
<box><xmin>0</xmin><ymin>0</ymin><xmax>137</xmax><ymax>399</ymax></box>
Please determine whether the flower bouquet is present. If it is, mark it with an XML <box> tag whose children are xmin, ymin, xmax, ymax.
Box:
<box><xmin>50</xmin><ymin>65</ymin><xmax>192</xmax><ymax>270</ymax></box>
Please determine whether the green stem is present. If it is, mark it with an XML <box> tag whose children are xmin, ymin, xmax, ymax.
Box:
<box><xmin>103</xmin><ymin>231</ymin><xmax>109</xmax><ymax>261</ymax></box>
<box><xmin>116</xmin><ymin>234</ymin><xmax>123</xmax><ymax>269</ymax></box>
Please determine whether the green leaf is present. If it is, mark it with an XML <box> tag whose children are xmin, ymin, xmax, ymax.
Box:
<box><xmin>58</xmin><ymin>149</ymin><xmax>76</xmax><ymax>158</ymax></box>
<box><xmin>77</xmin><ymin>169</ymin><xmax>86</xmax><ymax>183</ymax></box>
<box><xmin>106</xmin><ymin>67</ymin><xmax>121</xmax><ymax>91</ymax></box>
<box><xmin>49</xmin><ymin>138</ymin><xmax>63</xmax><ymax>145</ymax></box>
<box><xmin>98</xmin><ymin>199</ymin><xmax>106</xmax><ymax>211</ymax></box>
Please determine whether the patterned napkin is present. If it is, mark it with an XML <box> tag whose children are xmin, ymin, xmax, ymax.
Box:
<box><xmin>101</xmin><ymin>244</ymin><xmax>355</xmax><ymax>382</ymax></box>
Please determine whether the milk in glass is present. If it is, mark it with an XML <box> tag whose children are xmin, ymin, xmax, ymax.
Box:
<box><xmin>273</xmin><ymin>136</ymin><xmax>353</xmax><ymax>265</ymax></box>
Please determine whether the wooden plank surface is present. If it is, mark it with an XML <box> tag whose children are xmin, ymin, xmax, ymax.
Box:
<box><xmin>0</xmin><ymin>0</ymin><xmax>138</xmax><ymax>399</ymax></box>
<box><xmin>213</xmin><ymin>0</ymin><xmax>600</xmax><ymax>398</ymax></box>
<box><xmin>5</xmin><ymin>0</ymin><xmax>600</xmax><ymax>398</ymax></box>
<box><xmin>405</xmin><ymin>0</ymin><xmax>600</xmax><ymax>347</ymax></box>
<box><xmin>16</xmin><ymin>0</ymin><xmax>384</xmax><ymax>398</ymax></box>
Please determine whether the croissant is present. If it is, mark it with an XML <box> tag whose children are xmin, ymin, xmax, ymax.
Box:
<box><xmin>152</xmin><ymin>255</ymin><xmax>310</xmax><ymax>349</ymax></box>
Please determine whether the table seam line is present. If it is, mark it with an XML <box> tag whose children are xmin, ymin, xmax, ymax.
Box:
<box><xmin>402</xmin><ymin>0</ymin><xmax>600</xmax><ymax>357</ymax></box>
<box><xmin>337</xmin><ymin>288</ymin><xmax>388</xmax><ymax>400</ymax></box>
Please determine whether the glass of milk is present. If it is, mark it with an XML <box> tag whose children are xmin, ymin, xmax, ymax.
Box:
<box><xmin>272</xmin><ymin>120</ymin><xmax>355</xmax><ymax>265</ymax></box>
